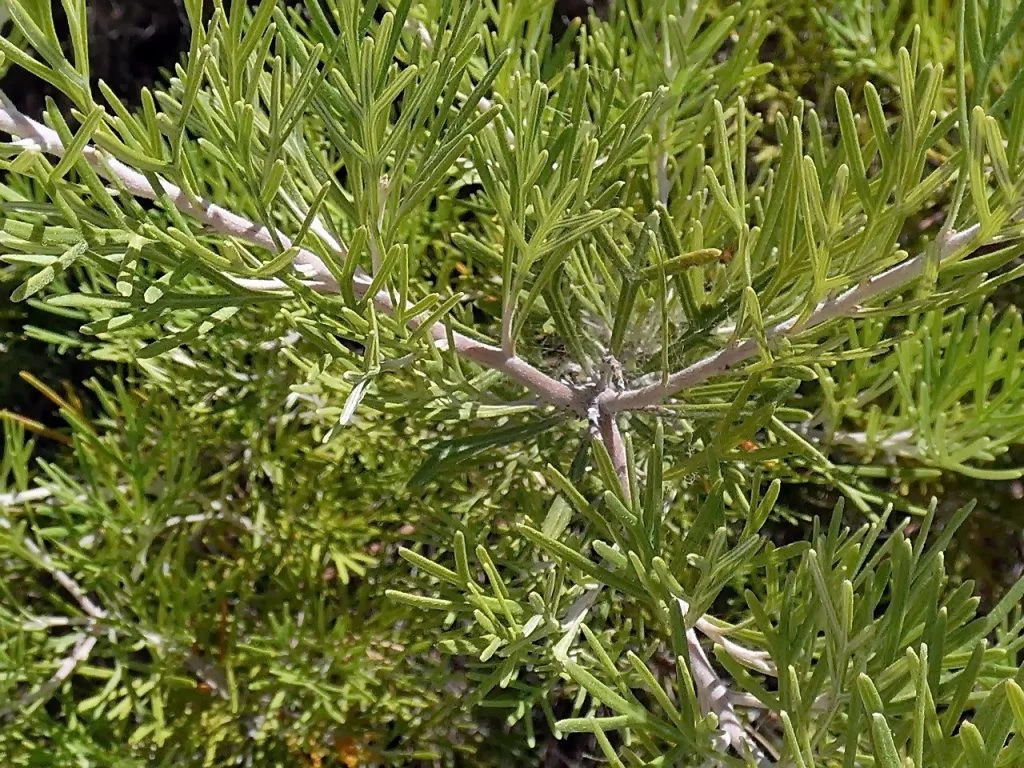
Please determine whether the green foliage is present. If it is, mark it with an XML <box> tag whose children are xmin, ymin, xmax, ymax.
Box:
<box><xmin>2</xmin><ymin>0</ymin><xmax>1024</xmax><ymax>765</ymax></box>
<box><xmin>0</xmin><ymin>352</ymin><xmax>482</xmax><ymax>764</ymax></box>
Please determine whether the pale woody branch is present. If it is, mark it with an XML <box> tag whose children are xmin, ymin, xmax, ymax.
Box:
<box><xmin>0</xmin><ymin>501</ymin><xmax>107</xmax><ymax>717</ymax></box>
<box><xmin>0</xmin><ymin>97</ymin><xmax>340</xmax><ymax>293</ymax></box>
<box><xmin>0</xmin><ymin>631</ymin><xmax>100</xmax><ymax>717</ymax></box>
<box><xmin>1</xmin><ymin>491</ymin><xmax>231</xmax><ymax>710</ymax></box>
<box><xmin>0</xmin><ymin>486</ymin><xmax>56</xmax><ymax>507</ymax></box>
<box><xmin>599</xmin><ymin>213</ymin><xmax>1023</xmax><ymax>414</ymax></box>
<box><xmin>5</xmin><ymin>97</ymin><xmax>1013</xmax><ymax>422</ymax></box>
<box><xmin>597</xmin><ymin>412</ymin><xmax>631</xmax><ymax>501</ymax></box>
<box><xmin>679</xmin><ymin>597</ymin><xmax>769</xmax><ymax>766</ymax></box>
<box><xmin>0</xmin><ymin>98</ymin><xmax>582</xmax><ymax>413</ymax></box>
<box><xmin>0</xmin><ymin>510</ymin><xmax>108</xmax><ymax>621</ymax></box>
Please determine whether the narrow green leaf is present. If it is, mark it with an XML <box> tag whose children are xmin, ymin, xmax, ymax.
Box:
<box><xmin>870</xmin><ymin>713</ymin><xmax>903</xmax><ymax>768</ymax></box>
<box><xmin>960</xmin><ymin>722</ymin><xmax>990</xmax><ymax>768</ymax></box>
<box><xmin>835</xmin><ymin>88</ymin><xmax>871</xmax><ymax>207</ymax></box>
<box><xmin>10</xmin><ymin>241</ymin><xmax>88</xmax><ymax>302</ymax></box>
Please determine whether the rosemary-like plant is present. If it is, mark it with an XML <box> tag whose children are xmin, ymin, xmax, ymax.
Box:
<box><xmin>2</xmin><ymin>1</ymin><xmax>1024</xmax><ymax>765</ymax></box>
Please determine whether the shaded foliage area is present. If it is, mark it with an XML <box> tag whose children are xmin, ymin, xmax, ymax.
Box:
<box><xmin>2</xmin><ymin>0</ymin><xmax>192</xmax><ymax>117</ymax></box>
<box><xmin>1</xmin><ymin>0</ymin><xmax>192</xmax><ymax>432</ymax></box>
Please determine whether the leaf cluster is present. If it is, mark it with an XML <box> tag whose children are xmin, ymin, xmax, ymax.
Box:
<box><xmin>1</xmin><ymin>0</ymin><xmax>1024</xmax><ymax>766</ymax></box>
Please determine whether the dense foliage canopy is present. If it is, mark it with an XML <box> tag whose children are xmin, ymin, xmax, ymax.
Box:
<box><xmin>2</xmin><ymin>1</ymin><xmax>1024</xmax><ymax>765</ymax></box>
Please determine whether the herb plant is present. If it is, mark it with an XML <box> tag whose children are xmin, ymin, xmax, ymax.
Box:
<box><xmin>2</xmin><ymin>1</ymin><xmax>1024</xmax><ymax>765</ymax></box>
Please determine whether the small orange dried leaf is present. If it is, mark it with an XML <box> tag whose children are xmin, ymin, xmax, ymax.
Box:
<box><xmin>335</xmin><ymin>736</ymin><xmax>365</xmax><ymax>768</ymax></box>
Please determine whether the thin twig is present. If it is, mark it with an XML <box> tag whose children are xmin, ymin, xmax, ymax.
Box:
<box><xmin>681</xmin><ymin>600</ymin><xmax>769</xmax><ymax>766</ymax></box>
<box><xmin>0</xmin><ymin>516</ymin><xmax>108</xmax><ymax>620</ymax></box>
<box><xmin>688</xmin><ymin>627</ymin><xmax>768</xmax><ymax>765</ymax></box>
<box><xmin>598</xmin><ymin>412</ymin><xmax>631</xmax><ymax>502</ymax></box>
<box><xmin>695</xmin><ymin>615</ymin><xmax>776</xmax><ymax>676</ymax></box>
<box><xmin>20</xmin><ymin>615</ymin><xmax>90</xmax><ymax>631</ymax></box>
<box><xmin>809</xmin><ymin>427</ymin><xmax>919</xmax><ymax>460</ymax></box>
<box><xmin>0</xmin><ymin>99</ymin><xmax>339</xmax><ymax>291</ymax></box>
<box><xmin>162</xmin><ymin>512</ymin><xmax>255</xmax><ymax>532</ymax></box>
<box><xmin>0</xmin><ymin>630</ymin><xmax>100</xmax><ymax>717</ymax></box>
<box><xmin>0</xmin><ymin>505</ymin><xmax>112</xmax><ymax>714</ymax></box>
<box><xmin>0</xmin><ymin>486</ymin><xmax>56</xmax><ymax>507</ymax></box>
<box><xmin>1</xmin><ymin>509</ymin><xmax>230</xmax><ymax>704</ymax></box>
<box><xmin>554</xmin><ymin>413</ymin><xmax>632</xmax><ymax>650</ymax></box>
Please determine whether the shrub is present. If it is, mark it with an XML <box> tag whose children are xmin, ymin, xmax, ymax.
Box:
<box><xmin>2</xmin><ymin>1</ymin><xmax>1024</xmax><ymax>765</ymax></box>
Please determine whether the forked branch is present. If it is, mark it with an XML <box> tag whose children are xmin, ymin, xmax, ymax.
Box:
<box><xmin>4</xmin><ymin>97</ymin><xmax>1016</xmax><ymax>420</ymax></box>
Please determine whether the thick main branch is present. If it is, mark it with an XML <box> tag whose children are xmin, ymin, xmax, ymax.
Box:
<box><xmin>3</xmin><ymin>99</ymin><xmax>1019</xmax><ymax>421</ymax></box>
<box><xmin>599</xmin><ymin>219</ymin><xmax>1018</xmax><ymax>413</ymax></box>
<box><xmin>0</xmin><ymin>99</ymin><xmax>582</xmax><ymax>413</ymax></box>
